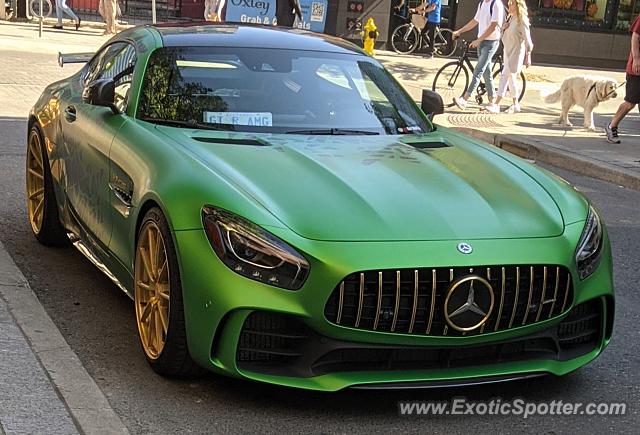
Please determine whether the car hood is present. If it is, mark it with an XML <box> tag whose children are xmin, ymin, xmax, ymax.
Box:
<box><xmin>159</xmin><ymin>128</ymin><xmax>564</xmax><ymax>241</ymax></box>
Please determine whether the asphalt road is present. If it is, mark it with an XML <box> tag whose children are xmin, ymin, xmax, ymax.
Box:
<box><xmin>1</xmin><ymin>58</ymin><xmax>639</xmax><ymax>433</ymax></box>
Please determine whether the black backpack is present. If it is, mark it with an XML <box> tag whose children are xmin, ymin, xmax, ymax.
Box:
<box><xmin>478</xmin><ymin>0</ymin><xmax>497</xmax><ymax>16</ymax></box>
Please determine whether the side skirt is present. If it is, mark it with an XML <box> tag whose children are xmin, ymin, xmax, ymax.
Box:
<box><xmin>67</xmin><ymin>232</ymin><xmax>134</xmax><ymax>300</ymax></box>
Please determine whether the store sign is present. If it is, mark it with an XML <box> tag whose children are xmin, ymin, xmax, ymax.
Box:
<box><xmin>225</xmin><ymin>0</ymin><xmax>328</xmax><ymax>32</ymax></box>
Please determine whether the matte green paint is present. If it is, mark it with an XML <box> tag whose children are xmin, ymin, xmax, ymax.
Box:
<box><xmin>30</xmin><ymin>25</ymin><xmax>614</xmax><ymax>390</ymax></box>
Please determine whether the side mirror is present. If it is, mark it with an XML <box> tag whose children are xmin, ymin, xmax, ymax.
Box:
<box><xmin>421</xmin><ymin>89</ymin><xmax>444</xmax><ymax>121</ymax></box>
<box><xmin>82</xmin><ymin>79</ymin><xmax>118</xmax><ymax>114</ymax></box>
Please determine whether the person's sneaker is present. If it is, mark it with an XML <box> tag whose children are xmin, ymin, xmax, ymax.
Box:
<box><xmin>483</xmin><ymin>103</ymin><xmax>500</xmax><ymax>113</ymax></box>
<box><xmin>453</xmin><ymin>97</ymin><xmax>468</xmax><ymax>110</ymax></box>
<box><xmin>424</xmin><ymin>52</ymin><xmax>433</xmax><ymax>59</ymax></box>
<box><xmin>604</xmin><ymin>123</ymin><xmax>621</xmax><ymax>144</ymax></box>
<box><xmin>505</xmin><ymin>103</ymin><xmax>521</xmax><ymax>113</ymax></box>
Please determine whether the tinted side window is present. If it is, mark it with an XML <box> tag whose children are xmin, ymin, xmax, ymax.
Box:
<box><xmin>84</xmin><ymin>42</ymin><xmax>137</xmax><ymax>112</ymax></box>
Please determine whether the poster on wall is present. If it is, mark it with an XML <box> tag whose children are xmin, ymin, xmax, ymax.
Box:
<box><xmin>225</xmin><ymin>0</ymin><xmax>329</xmax><ymax>32</ymax></box>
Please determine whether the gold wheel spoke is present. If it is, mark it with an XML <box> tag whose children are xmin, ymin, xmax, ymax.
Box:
<box><xmin>148</xmin><ymin>229</ymin><xmax>157</xmax><ymax>275</ymax></box>
<box><xmin>28</xmin><ymin>187</ymin><xmax>44</xmax><ymax>200</ymax></box>
<box><xmin>33</xmin><ymin>198</ymin><xmax>44</xmax><ymax>220</ymax></box>
<box><xmin>28</xmin><ymin>168</ymin><xmax>44</xmax><ymax>179</ymax></box>
<box><xmin>156</xmin><ymin>259</ymin><xmax>168</xmax><ymax>282</ymax></box>
<box><xmin>140</xmin><ymin>300</ymin><xmax>154</xmax><ymax>323</ymax></box>
<box><xmin>154</xmin><ymin>233</ymin><xmax>163</xmax><ymax>278</ymax></box>
<box><xmin>140</xmin><ymin>247</ymin><xmax>155</xmax><ymax>282</ymax></box>
<box><xmin>148</xmin><ymin>308</ymin><xmax>156</xmax><ymax>349</ymax></box>
<box><xmin>157</xmin><ymin>283</ymin><xmax>170</xmax><ymax>301</ymax></box>
<box><xmin>137</xmin><ymin>281</ymin><xmax>152</xmax><ymax>292</ymax></box>
<box><xmin>30</xmin><ymin>140</ymin><xmax>44</xmax><ymax>169</ymax></box>
<box><xmin>158</xmin><ymin>305</ymin><xmax>168</xmax><ymax>334</ymax></box>
<box><xmin>154</xmin><ymin>306</ymin><xmax>163</xmax><ymax>348</ymax></box>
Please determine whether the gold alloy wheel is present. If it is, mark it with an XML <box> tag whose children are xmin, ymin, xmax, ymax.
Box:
<box><xmin>135</xmin><ymin>221</ymin><xmax>171</xmax><ymax>360</ymax></box>
<box><xmin>26</xmin><ymin>131</ymin><xmax>46</xmax><ymax>235</ymax></box>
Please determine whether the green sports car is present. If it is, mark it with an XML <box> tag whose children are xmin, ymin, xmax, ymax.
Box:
<box><xmin>27</xmin><ymin>23</ymin><xmax>613</xmax><ymax>390</ymax></box>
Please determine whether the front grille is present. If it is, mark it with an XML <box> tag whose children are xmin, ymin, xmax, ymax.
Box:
<box><xmin>236</xmin><ymin>299</ymin><xmax>602</xmax><ymax>379</ymax></box>
<box><xmin>324</xmin><ymin>265</ymin><xmax>573</xmax><ymax>337</ymax></box>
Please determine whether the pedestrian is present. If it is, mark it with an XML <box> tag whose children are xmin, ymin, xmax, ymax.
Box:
<box><xmin>204</xmin><ymin>0</ymin><xmax>225</xmax><ymax>22</ymax></box>
<box><xmin>604</xmin><ymin>14</ymin><xmax>640</xmax><ymax>143</ymax></box>
<box><xmin>53</xmin><ymin>0</ymin><xmax>80</xmax><ymax>30</ymax></box>
<box><xmin>99</xmin><ymin>0</ymin><xmax>118</xmax><ymax>35</ymax></box>
<box><xmin>451</xmin><ymin>0</ymin><xmax>504</xmax><ymax>109</ymax></box>
<box><xmin>275</xmin><ymin>0</ymin><xmax>302</xmax><ymax>28</ymax></box>
<box><xmin>484</xmin><ymin>0</ymin><xmax>532</xmax><ymax>113</ymax></box>
<box><xmin>409</xmin><ymin>0</ymin><xmax>441</xmax><ymax>58</ymax></box>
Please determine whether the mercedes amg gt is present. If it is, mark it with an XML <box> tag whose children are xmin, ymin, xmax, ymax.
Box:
<box><xmin>26</xmin><ymin>23</ymin><xmax>614</xmax><ymax>390</ymax></box>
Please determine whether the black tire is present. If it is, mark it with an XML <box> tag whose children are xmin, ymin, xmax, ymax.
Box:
<box><xmin>134</xmin><ymin>207</ymin><xmax>202</xmax><ymax>377</ymax></box>
<box><xmin>434</xmin><ymin>29</ymin><xmax>458</xmax><ymax>58</ymax></box>
<box><xmin>391</xmin><ymin>23</ymin><xmax>419</xmax><ymax>55</ymax></box>
<box><xmin>432</xmin><ymin>62</ymin><xmax>469</xmax><ymax>108</ymax></box>
<box><xmin>26</xmin><ymin>126</ymin><xmax>68</xmax><ymax>246</ymax></box>
<box><xmin>491</xmin><ymin>68</ymin><xmax>527</xmax><ymax>102</ymax></box>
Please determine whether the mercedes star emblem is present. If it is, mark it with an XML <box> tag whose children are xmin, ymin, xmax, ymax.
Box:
<box><xmin>444</xmin><ymin>275</ymin><xmax>495</xmax><ymax>332</ymax></box>
<box><xmin>457</xmin><ymin>242</ymin><xmax>473</xmax><ymax>254</ymax></box>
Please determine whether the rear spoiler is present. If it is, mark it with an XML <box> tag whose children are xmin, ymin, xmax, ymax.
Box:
<box><xmin>58</xmin><ymin>52</ymin><xmax>94</xmax><ymax>67</ymax></box>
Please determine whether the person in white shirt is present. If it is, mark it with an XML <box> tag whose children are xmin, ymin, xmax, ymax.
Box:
<box><xmin>484</xmin><ymin>0</ymin><xmax>533</xmax><ymax>114</ymax></box>
<box><xmin>451</xmin><ymin>0</ymin><xmax>504</xmax><ymax>109</ymax></box>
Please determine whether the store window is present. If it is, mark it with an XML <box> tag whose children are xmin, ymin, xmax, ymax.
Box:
<box><xmin>526</xmin><ymin>0</ymin><xmax>617</xmax><ymax>31</ymax></box>
<box><xmin>615</xmin><ymin>0</ymin><xmax>640</xmax><ymax>31</ymax></box>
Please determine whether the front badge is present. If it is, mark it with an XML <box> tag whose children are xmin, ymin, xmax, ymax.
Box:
<box><xmin>444</xmin><ymin>275</ymin><xmax>495</xmax><ymax>332</ymax></box>
<box><xmin>457</xmin><ymin>242</ymin><xmax>473</xmax><ymax>254</ymax></box>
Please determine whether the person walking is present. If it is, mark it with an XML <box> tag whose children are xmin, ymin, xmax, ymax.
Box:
<box><xmin>451</xmin><ymin>0</ymin><xmax>504</xmax><ymax>109</ymax></box>
<box><xmin>604</xmin><ymin>14</ymin><xmax>640</xmax><ymax>143</ymax></box>
<box><xmin>410</xmin><ymin>0</ymin><xmax>441</xmax><ymax>58</ymax></box>
<box><xmin>99</xmin><ymin>0</ymin><xmax>118</xmax><ymax>35</ymax></box>
<box><xmin>204</xmin><ymin>0</ymin><xmax>225</xmax><ymax>22</ymax></box>
<box><xmin>275</xmin><ymin>0</ymin><xmax>302</xmax><ymax>28</ymax></box>
<box><xmin>484</xmin><ymin>0</ymin><xmax>532</xmax><ymax>113</ymax></box>
<box><xmin>53</xmin><ymin>0</ymin><xmax>80</xmax><ymax>30</ymax></box>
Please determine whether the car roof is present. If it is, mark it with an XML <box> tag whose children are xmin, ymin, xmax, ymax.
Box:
<box><xmin>149</xmin><ymin>23</ymin><xmax>366</xmax><ymax>55</ymax></box>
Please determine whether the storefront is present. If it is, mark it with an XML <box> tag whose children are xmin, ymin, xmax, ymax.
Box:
<box><xmin>454</xmin><ymin>0</ymin><xmax>633</xmax><ymax>68</ymax></box>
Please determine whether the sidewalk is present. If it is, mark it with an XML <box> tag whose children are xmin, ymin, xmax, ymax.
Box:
<box><xmin>0</xmin><ymin>240</ymin><xmax>129</xmax><ymax>435</ymax></box>
<box><xmin>1</xmin><ymin>20</ymin><xmax>639</xmax><ymax>189</ymax></box>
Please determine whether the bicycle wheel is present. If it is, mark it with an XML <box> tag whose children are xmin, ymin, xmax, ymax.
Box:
<box><xmin>491</xmin><ymin>68</ymin><xmax>527</xmax><ymax>102</ymax></box>
<box><xmin>432</xmin><ymin>62</ymin><xmax>469</xmax><ymax>108</ymax></box>
<box><xmin>433</xmin><ymin>29</ymin><xmax>458</xmax><ymax>58</ymax></box>
<box><xmin>391</xmin><ymin>24</ymin><xmax>420</xmax><ymax>55</ymax></box>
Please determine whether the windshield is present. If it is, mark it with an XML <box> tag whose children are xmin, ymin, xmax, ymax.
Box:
<box><xmin>137</xmin><ymin>47</ymin><xmax>432</xmax><ymax>135</ymax></box>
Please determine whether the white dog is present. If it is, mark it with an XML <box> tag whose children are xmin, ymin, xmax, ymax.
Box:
<box><xmin>542</xmin><ymin>75</ymin><xmax>618</xmax><ymax>131</ymax></box>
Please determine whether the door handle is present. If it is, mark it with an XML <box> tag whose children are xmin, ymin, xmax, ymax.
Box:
<box><xmin>64</xmin><ymin>105</ymin><xmax>77</xmax><ymax>122</ymax></box>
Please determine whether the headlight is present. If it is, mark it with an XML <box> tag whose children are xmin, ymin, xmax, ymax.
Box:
<box><xmin>575</xmin><ymin>206</ymin><xmax>604</xmax><ymax>280</ymax></box>
<box><xmin>202</xmin><ymin>206</ymin><xmax>309</xmax><ymax>290</ymax></box>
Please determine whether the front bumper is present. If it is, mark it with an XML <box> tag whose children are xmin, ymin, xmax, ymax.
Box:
<box><xmin>172</xmin><ymin>221</ymin><xmax>614</xmax><ymax>391</ymax></box>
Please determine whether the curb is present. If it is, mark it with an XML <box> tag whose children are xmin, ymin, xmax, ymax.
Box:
<box><xmin>456</xmin><ymin>127</ymin><xmax>640</xmax><ymax>191</ymax></box>
<box><xmin>0</xmin><ymin>240</ymin><xmax>129</xmax><ymax>435</ymax></box>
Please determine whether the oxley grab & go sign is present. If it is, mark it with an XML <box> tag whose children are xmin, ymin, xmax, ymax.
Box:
<box><xmin>225</xmin><ymin>0</ymin><xmax>328</xmax><ymax>32</ymax></box>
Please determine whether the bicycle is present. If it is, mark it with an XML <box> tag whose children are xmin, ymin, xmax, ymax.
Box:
<box><xmin>432</xmin><ymin>40</ymin><xmax>527</xmax><ymax>108</ymax></box>
<box><xmin>390</xmin><ymin>12</ymin><xmax>457</xmax><ymax>57</ymax></box>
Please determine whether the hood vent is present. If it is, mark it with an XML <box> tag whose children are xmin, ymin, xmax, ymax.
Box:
<box><xmin>192</xmin><ymin>137</ymin><xmax>268</xmax><ymax>146</ymax></box>
<box><xmin>401</xmin><ymin>140</ymin><xmax>450</xmax><ymax>149</ymax></box>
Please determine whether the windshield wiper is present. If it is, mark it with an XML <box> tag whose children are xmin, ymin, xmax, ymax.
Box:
<box><xmin>285</xmin><ymin>128</ymin><xmax>380</xmax><ymax>136</ymax></box>
<box><xmin>140</xmin><ymin>118</ymin><xmax>234</xmax><ymax>131</ymax></box>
